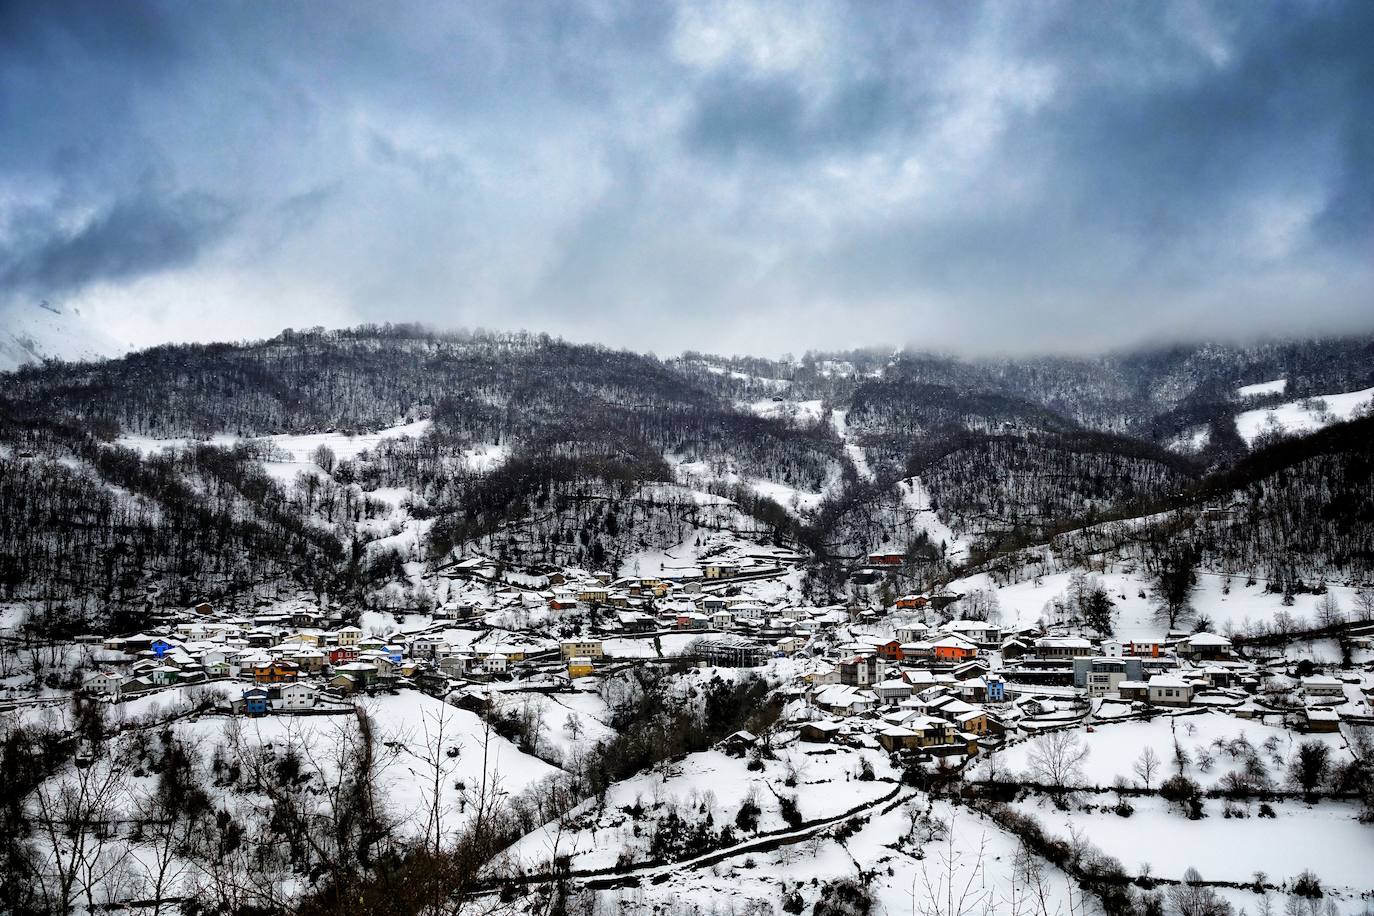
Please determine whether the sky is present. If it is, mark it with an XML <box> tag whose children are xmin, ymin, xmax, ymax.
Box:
<box><xmin>1</xmin><ymin>0</ymin><xmax>1372</xmax><ymax>358</ymax></box>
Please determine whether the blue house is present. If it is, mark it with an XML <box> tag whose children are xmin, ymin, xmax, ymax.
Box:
<box><xmin>151</xmin><ymin>638</ymin><xmax>177</xmax><ymax>658</ymax></box>
<box><xmin>243</xmin><ymin>687</ymin><xmax>270</xmax><ymax>716</ymax></box>
<box><xmin>987</xmin><ymin>676</ymin><xmax>1006</xmax><ymax>702</ymax></box>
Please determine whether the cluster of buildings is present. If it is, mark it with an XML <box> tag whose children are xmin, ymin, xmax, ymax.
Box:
<box><xmin>78</xmin><ymin>554</ymin><xmax>1369</xmax><ymax>741</ymax></box>
<box><xmin>788</xmin><ymin>612</ymin><xmax>1371</xmax><ymax>757</ymax></box>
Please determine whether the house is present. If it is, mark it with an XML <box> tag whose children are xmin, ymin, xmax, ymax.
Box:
<box><xmin>878</xmin><ymin>726</ymin><xmax>922</xmax><ymax>752</ymax></box>
<box><xmin>876</xmin><ymin>639</ymin><xmax>906</xmax><ymax>661</ymax></box>
<box><xmin>986</xmin><ymin>675</ymin><xmax>1007</xmax><ymax>703</ymax></box>
<box><xmin>253</xmin><ymin>660</ymin><xmax>299</xmax><ymax>684</ymax></box>
<box><xmin>276</xmin><ymin>682</ymin><xmax>317</xmax><ymax>710</ymax></box>
<box><xmin>704</xmin><ymin>562</ymin><xmax>740</xmax><ymax>579</ymax></box>
<box><xmin>1000</xmin><ymin>637</ymin><xmax>1032</xmax><ymax>660</ymax></box>
<box><xmin>567</xmin><ymin>657</ymin><xmax>595</xmax><ymax>679</ymax></box>
<box><xmin>334</xmin><ymin>661</ymin><xmax>378</xmax><ymax>686</ymax></box>
<box><xmin>242</xmin><ymin>687</ymin><xmax>270</xmax><ymax>716</ymax></box>
<box><xmin>952</xmin><ymin>677</ymin><xmax>988</xmax><ymax>703</ymax></box>
<box><xmin>1117</xmin><ymin>680</ymin><xmax>1149</xmax><ymax>702</ymax></box>
<box><xmin>1035</xmin><ymin>636</ymin><xmax>1094</xmax><ymax>659</ymax></box>
<box><xmin>800</xmin><ymin>720</ymin><xmax>844</xmax><ymax>743</ymax></box>
<box><xmin>675</xmin><ymin>612</ymin><xmax>709</xmax><ymax>630</ymax></box>
<box><xmin>1125</xmin><ymin>640</ymin><xmax>1163</xmax><ymax>658</ymax></box>
<box><xmin>1301</xmin><ymin>674</ymin><xmax>1344</xmax><ymax>698</ymax></box>
<box><xmin>896</xmin><ymin>623</ymin><xmax>930</xmax><ymax>644</ymax></box>
<box><xmin>719</xmin><ymin>730</ymin><xmax>758</xmax><ymax>755</ymax></box>
<box><xmin>1073</xmin><ymin>656</ymin><xmax>1144</xmax><ymax>696</ymax></box>
<box><xmin>955</xmin><ymin>710</ymin><xmax>988</xmax><ymax>735</ymax></box>
<box><xmin>883</xmin><ymin>714</ymin><xmax>960</xmax><ymax>750</ymax></box>
<box><xmin>943</xmin><ymin>619</ymin><xmax>1003</xmax><ymax>648</ymax></box>
<box><xmin>86</xmin><ymin>671</ymin><xmax>125</xmax><ymax>696</ymax></box>
<box><xmin>483</xmin><ymin>654</ymin><xmax>508</xmax><ymax>674</ymax></box>
<box><xmin>1148</xmin><ymin>674</ymin><xmax>1193</xmax><ymax>707</ymax></box>
<box><xmin>875</xmin><ymin>678</ymin><xmax>913</xmax><ymax>703</ymax></box>
<box><xmin>577</xmin><ymin>585</ymin><xmax>610</xmax><ymax>603</ymax></box>
<box><xmin>329</xmin><ymin>645</ymin><xmax>359</xmax><ymax>665</ymax></box>
<box><xmin>930</xmin><ymin>635</ymin><xmax>977</xmax><ymax>662</ymax></box>
<box><xmin>1179</xmin><ymin>632</ymin><xmax>1232</xmax><ymax>661</ymax></box>
<box><xmin>439</xmin><ymin>654</ymin><xmax>476</xmax><ymax>678</ymax></box>
<box><xmin>617</xmin><ymin>610</ymin><xmax>655</xmax><ymax>633</ymax></box>
<box><xmin>561</xmin><ymin>639</ymin><xmax>605</xmax><ymax>661</ymax></box>
<box><xmin>775</xmin><ymin>636</ymin><xmax>805</xmax><ymax>655</ymax></box>
<box><xmin>336</xmin><ymin>626</ymin><xmax>362</xmax><ymax>648</ymax></box>
<box><xmin>839</xmin><ymin>654</ymin><xmax>883</xmax><ymax>687</ymax></box>
<box><xmin>895</xmin><ymin>595</ymin><xmax>929</xmax><ymax>610</ymax></box>
<box><xmin>548</xmin><ymin>595</ymin><xmax>579</xmax><ymax>611</ymax></box>
<box><xmin>814</xmin><ymin>684</ymin><xmax>876</xmax><ymax>715</ymax></box>
<box><xmin>1304</xmin><ymin>707</ymin><xmax>1341</xmax><ymax>733</ymax></box>
<box><xmin>329</xmin><ymin>673</ymin><xmax>362</xmax><ymax>694</ymax></box>
<box><xmin>867</xmin><ymin>551</ymin><xmax>904</xmax><ymax>567</ymax></box>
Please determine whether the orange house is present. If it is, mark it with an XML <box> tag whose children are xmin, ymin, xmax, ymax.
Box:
<box><xmin>877</xmin><ymin>640</ymin><xmax>905</xmax><ymax>661</ymax></box>
<box><xmin>930</xmin><ymin>636</ymin><xmax>976</xmax><ymax>662</ymax></box>
<box><xmin>895</xmin><ymin>595</ymin><xmax>929</xmax><ymax>610</ymax></box>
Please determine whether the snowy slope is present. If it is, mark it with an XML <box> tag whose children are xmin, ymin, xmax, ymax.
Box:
<box><xmin>1237</xmin><ymin>377</ymin><xmax>1287</xmax><ymax>398</ymax></box>
<box><xmin>0</xmin><ymin>300</ymin><xmax>128</xmax><ymax>371</ymax></box>
<box><xmin>1236</xmin><ymin>385</ymin><xmax>1374</xmax><ymax>444</ymax></box>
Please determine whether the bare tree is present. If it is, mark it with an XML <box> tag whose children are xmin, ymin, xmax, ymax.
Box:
<box><xmin>1169</xmin><ymin>867</ymin><xmax>1232</xmax><ymax>916</ymax></box>
<box><xmin>1353</xmin><ymin>586</ymin><xmax>1374</xmax><ymax>623</ymax></box>
<box><xmin>1026</xmin><ymin>730</ymin><xmax>1089</xmax><ymax>792</ymax></box>
<box><xmin>1133</xmin><ymin>746</ymin><xmax>1160</xmax><ymax>789</ymax></box>
<box><xmin>311</xmin><ymin>443</ymin><xmax>337</xmax><ymax>474</ymax></box>
<box><xmin>1314</xmin><ymin>592</ymin><xmax>1344</xmax><ymax>630</ymax></box>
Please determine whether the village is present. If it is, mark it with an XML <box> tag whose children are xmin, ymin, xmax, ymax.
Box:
<box><xmin>59</xmin><ymin>539</ymin><xmax>1374</xmax><ymax>765</ymax></box>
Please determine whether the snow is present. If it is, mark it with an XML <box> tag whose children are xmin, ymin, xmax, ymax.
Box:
<box><xmin>1237</xmin><ymin>378</ymin><xmax>1288</xmax><ymax>398</ymax></box>
<box><xmin>506</xmin><ymin>742</ymin><xmax>902</xmax><ymax>874</ymax></box>
<box><xmin>949</xmin><ymin>567</ymin><xmax>1369</xmax><ymax>642</ymax></box>
<box><xmin>740</xmin><ymin>397</ymin><xmax>824</xmax><ymax>425</ymax></box>
<box><xmin>830</xmin><ymin>408</ymin><xmax>873</xmax><ymax>481</ymax></box>
<box><xmin>117</xmin><ymin>418</ymin><xmax>434</xmax><ymax>460</ymax></box>
<box><xmin>1236</xmin><ymin>385</ymin><xmax>1374</xmax><ymax>445</ymax></box>
<box><xmin>0</xmin><ymin>300</ymin><xmax>129</xmax><ymax>371</ymax></box>
<box><xmin>976</xmin><ymin>711</ymin><xmax>1353</xmax><ymax>790</ymax></box>
<box><xmin>899</xmin><ymin>475</ymin><xmax>968</xmax><ymax>561</ymax></box>
<box><xmin>1022</xmin><ymin>796</ymin><xmax>1374</xmax><ymax>893</ymax></box>
<box><xmin>1167</xmin><ymin>425</ymin><xmax>1211</xmax><ymax>453</ymax></box>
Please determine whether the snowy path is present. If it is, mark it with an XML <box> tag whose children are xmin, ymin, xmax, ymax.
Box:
<box><xmin>831</xmin><ymin>408</ymin><xmax>874</xmax><ymax>481</ymax></box>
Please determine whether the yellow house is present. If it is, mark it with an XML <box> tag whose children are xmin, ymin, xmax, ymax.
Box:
<box><xmin>567</xmin><ymin>657</ymin><xmax>595</xmax><ymax>679</ymax></box>
<box><xmin>561</xmin><ymin>639</ymin><xmax>605</xmax><ymax>661</ymax></box>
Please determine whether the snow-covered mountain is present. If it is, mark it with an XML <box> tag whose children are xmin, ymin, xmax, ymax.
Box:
<box><xmin>0</xmin><ymin>300</ymin><xmax>128</xmax><ymax>371</ymax></box>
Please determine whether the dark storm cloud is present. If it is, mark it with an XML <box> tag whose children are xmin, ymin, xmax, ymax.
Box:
<box><xmin>0</xmin><ymin>191</ymin><xmax>235</xmax><ymax>296</ymax></box>
<box><xmin>0</xmin><ymin>0</ymin><xmax>1371</xmax><ymax>354</ymax></box>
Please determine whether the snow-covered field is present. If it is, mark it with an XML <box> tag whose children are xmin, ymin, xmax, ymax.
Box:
<box><xmin>1022</xmin><ymin>796</ymin><xmax>1374</xmax><ymax>894</ymax></box>
<box><xmin>117</xmin><ymin>418</ymin><xmax>434</xmax><ymax>463</ymax></box>
<box><xmin>950</xmin><ymin>567</ymin><xmax>1367</xmax><ymax>642</ymax></box>
<box><xmin>1237</xmin><ymin>378</ymin><xmax>1288</xmax><ymax>398</ymax></box>
<box><xmin>739</xmin><ymin>397</ymin><xmax>824</xmax><ymax>425</ymax></box>
<box><xmin>975</xmin><ymin>711</ymin><xmax>1353</xmax><ymax>790</ymax></box>
<box><xmin>1236</xmin><ymin>385</ymin><xmax>1374</xmax><ymax>444</ymax></box>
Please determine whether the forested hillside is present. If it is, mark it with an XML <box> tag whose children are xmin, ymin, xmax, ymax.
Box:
<box><xmin>2</xmin><ymin>324</ymin><xmax>1373</xmax><ymax>631</ymax></box>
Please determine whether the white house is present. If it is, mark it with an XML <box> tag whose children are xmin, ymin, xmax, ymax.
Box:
<box><xmin>277</xmin><ymin>682</ymin><xmax>317</xmax><ymax>710</ymax></box>
<box><xmin>1148</xmin><ymin>674</ymin><xmax>1193</xmax><ymax>707</ymax></box>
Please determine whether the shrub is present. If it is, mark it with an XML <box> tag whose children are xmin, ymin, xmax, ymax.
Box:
<box><xmin>1291</xmin><ymin>870</ymin><xmax>1322</xmax><ymax>898</ymax></box>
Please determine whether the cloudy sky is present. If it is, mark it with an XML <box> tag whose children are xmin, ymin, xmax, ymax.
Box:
<box><xmin>2</xmin><ymin>0</ymin><xmax>1372</xmax><ymax>356</ymax></box>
